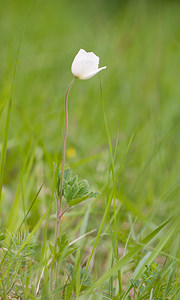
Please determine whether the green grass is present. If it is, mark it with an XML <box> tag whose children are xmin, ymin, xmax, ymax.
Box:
<box><xmin>0</xmin><ymin>0</ymin><xmax>180</xmax><ymax>298</ymax></box>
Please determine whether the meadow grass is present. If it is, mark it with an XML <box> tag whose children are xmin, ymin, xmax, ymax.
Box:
<box><xmin>0</xmin><ymin>0</ymin><xmax>180</xmax><ymax>299</ymax></box>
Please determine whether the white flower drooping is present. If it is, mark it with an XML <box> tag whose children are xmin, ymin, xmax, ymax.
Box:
<box><xmin>71</xmin><ymin>49</ymin><xmax>106</xmax><ymax>80</ymax></box>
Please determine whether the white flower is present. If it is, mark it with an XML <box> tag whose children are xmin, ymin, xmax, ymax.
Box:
<box><xmin>71</xmin><ymin>49</ymin><xmax>106</xmax><ymax>80</ymax></box>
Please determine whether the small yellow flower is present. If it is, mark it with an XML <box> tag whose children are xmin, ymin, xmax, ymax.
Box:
<box><xmin>66</xmin><ymin>147</ymin><xmax>76</xmax><ymax>159</ymax></box>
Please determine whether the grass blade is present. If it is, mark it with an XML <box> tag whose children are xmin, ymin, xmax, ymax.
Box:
<box><xmin>85</xmin><ymin>217</ymin><xmax>172</xmax><ymax>294</ymax></box>
<box><xmin>78</xmin><ymin>133</ymin><xmax>134</xmax><ymax>292</ymax></box>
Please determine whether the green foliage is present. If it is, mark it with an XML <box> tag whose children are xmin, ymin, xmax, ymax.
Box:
<box><xmin>141</xmin><ymin>263</ymin><xmax>159</xmax><ymax>284</ymax></box>
<box><xmin>56</xmin><ymin>167</ymin><xmax>98</xmax><ymax>206</ymax></box>
<box><xmin>0</xmin><ymin>233</ymin><xmax>5</xmax><ymax>242</ymax></box>
<box><xmin>1</xmin><ymin>231</ymin><xmax>35</xmax><ymax>264</ymax></box>
<box><xmin>66</xmin><ymin>263</ymin><xmax>92</xmax><ymax>289</ymax></box>
<box><xmin>49</xmin><ymin>233</ymin><xmax>76</xmax><ymax>262</ymax></box>
<box><xmin>130</xmin><ymin>263</ymin><xmax>159</xmax><ymax>296</ymax></box>
<box><xmin>0</xmin><ymin>231</ymin><xmax>36</xmax><ymax>297</ymax></box>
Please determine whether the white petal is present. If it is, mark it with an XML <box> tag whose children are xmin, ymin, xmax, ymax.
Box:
<box><xmin>79</xmin><ymin>66</ymin><xmax>107</xmax><ymax>80</ymax></box>
<box><xmin>71</xmin><ymin>49</ymin><xmax>88</xmax><ymax>77</ymax></box>
<box><xmin>71</xmin><ymin>49</ymin><xmax>106</xmax><ymax>79</ymax></box>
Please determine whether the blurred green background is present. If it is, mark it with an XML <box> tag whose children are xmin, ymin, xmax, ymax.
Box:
<box><xmin>0</xmin><ymin>0</ymin><xmax>180</xmax><ymax>228</ymax></box>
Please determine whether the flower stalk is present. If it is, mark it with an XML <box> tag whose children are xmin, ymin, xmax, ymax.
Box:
<box><xmin>55</xmin><ymin>77</ymin><xmax>76</xmax><ymax>246</ymax></box>
<box><xmin>50</xmin><ymin>78</ymin><xmax>75</xmax><ymax>292</ymax></box>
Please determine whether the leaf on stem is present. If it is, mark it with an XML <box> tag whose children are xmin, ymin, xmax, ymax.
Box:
<box><xmin>56</xmin><ymin>167</ymin><xmax>98</xmax><ymax>207</ymax></box>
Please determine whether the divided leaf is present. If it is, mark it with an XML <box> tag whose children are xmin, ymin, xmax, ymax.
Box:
<box><xmin>49</xmin><ymin>233</ymin><xmax>77</xmax><ymax>262</ymax></box>
<box><xmin>56</xmin><ymin>167</ymin><xmax>98</xmax><ymax>206</ymax></box>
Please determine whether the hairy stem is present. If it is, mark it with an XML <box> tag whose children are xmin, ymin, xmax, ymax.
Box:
<box><xmin>55</xmin><ymin>77</ymin><xmax>76</xmax><ymax>245</ymax></box>
<box><xmin>50</xmin><ymin>78</ymin><xmax>75</xmax><ymax>292</ymax></box>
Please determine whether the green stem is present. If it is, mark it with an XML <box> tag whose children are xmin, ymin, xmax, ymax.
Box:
<box><xmin>59</xmin><ymin>77</ymin><xmax>76</xmax><ymax>216</ymax></box>
<box><xmin>50</xmin><ymin>77</ymin><xmax>75</xmax><ymax>292</ymax></box>
<box><xmin>55</xmin><ymin>77</ymin><xmax>75</xmax><ymax>243</ymax></box>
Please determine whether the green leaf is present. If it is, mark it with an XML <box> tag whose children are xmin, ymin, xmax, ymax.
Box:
<box><xmin>73</xmin><ymin>180</ymin><xmax>89</xmax><ymax>199</ymax></box>
<box><xmin>56</xmin><ymin>167</ymin><xmax>98</xmax><ymax>206</ymax></box>
<box><xmin>0</xmin><ymin>208</ymin><xmax>49</xmax><ymax>283</ymax></box>
<box><xmin>69</xmin><ymin>192</ymin><xmax>98</xmax><ymax>207</ymax></box>
<box><xmin>49</xmin><ymin>243</ymin><xmax>56</xmax><ymax>256</ymax></box>
<box><xmin>66</xmin><ymin>263</ymin><xmax>92</xmax><ymax>290</ymax></box>
<box><xmin>50</xmin><ymin>234</ymin><xmax>77</xmax><ymax>262</ymax></box>
<box><xmin>64</xmin><ymin>168</ymin><xmax>73</xmax><ymax>181</ymax></box>
<box><xmin>131</xmin><ymin>216</ymin><xmax>180</xmax><ymax>282</ymax></box>
<box><xmin>0</xmin><ymin>233</ymin><xmax>5</xmax><ymax>242</ymax></box>
<box><xmin>84</xmin><ymin>217</ymin><xmax>173</xmax><ymax>294</ymax></box>
<box><xmin>56</xmin><ymin>167</ymin><xmax>73</xmax><ymax>197</ymax></box>
<box><xmin>78</xmin><ymin>133</ymin><xmax>134</xmax><ymax>293</ymax></box>
<box><xmin>57</xmin><ymin>233</ymin><xmax>69</xmax><ymax>254</ymax></box>
<box><xmin>64</xmin><ymin>283</ymin><xmax>73</xmax><ymax>300</ymax></box>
